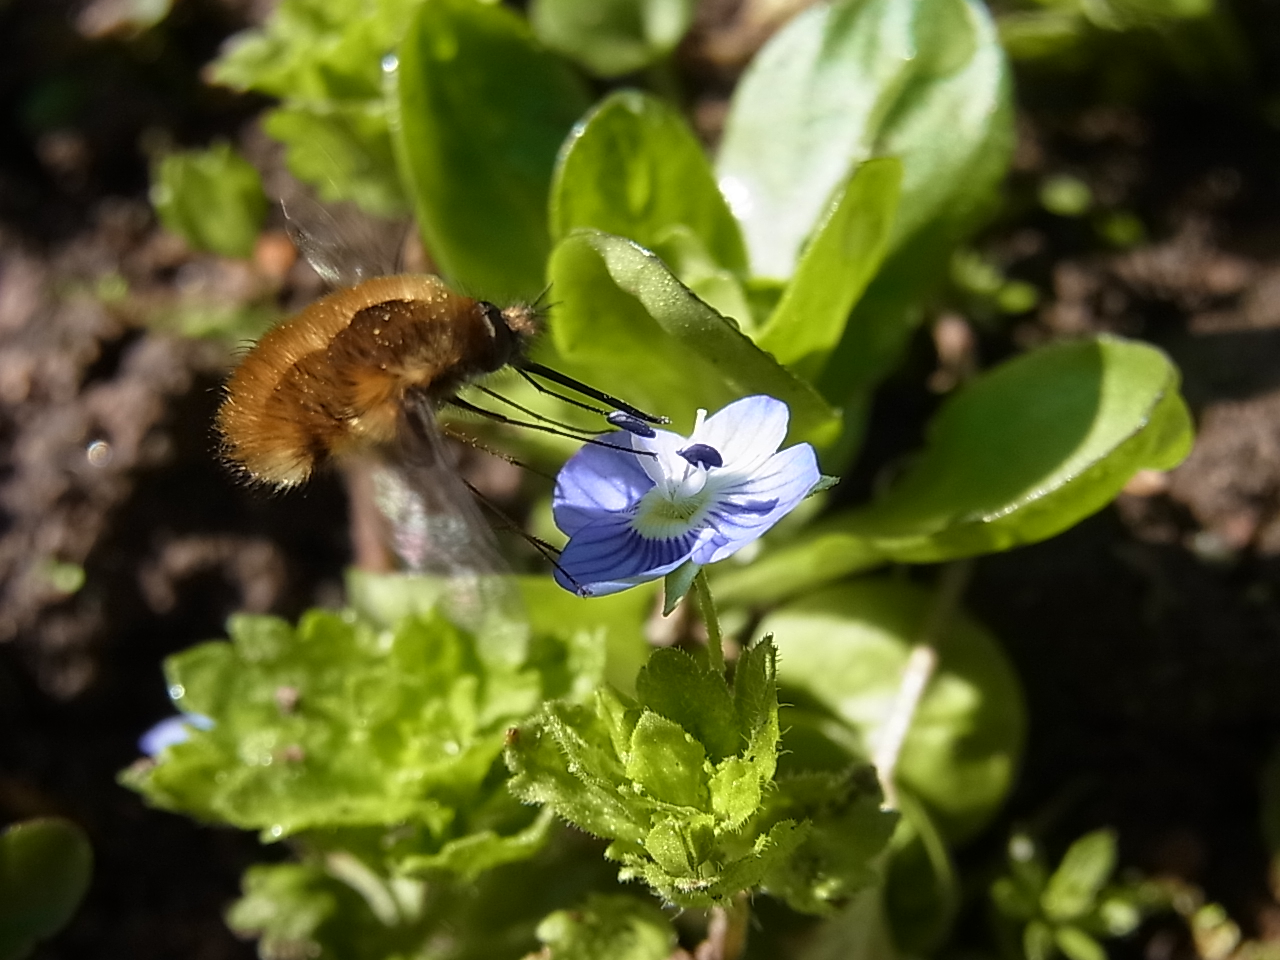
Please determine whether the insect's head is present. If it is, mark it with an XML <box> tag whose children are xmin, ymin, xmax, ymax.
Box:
<box><xmin>477</xmin><ymin>300</ymin><xmax>541</xmax><ymax>372</ymax></box>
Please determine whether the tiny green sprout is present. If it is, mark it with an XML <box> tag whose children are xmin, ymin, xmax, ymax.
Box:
<box><xmin>1039</xmin><ymin>175</ymin><xmax>1093</xmax><ymax>217</ymax></box>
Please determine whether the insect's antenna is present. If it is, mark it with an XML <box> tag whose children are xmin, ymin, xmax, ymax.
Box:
<box><xmin>532</xmin><ymin>283</ymin><xmax>554</xmax><ymax>310</ymax></box>
<box><xmin>458</xmin><ymin>476</ymin><xmax>585</xmax><ymax>592</ymax></box>
<box><xmin>447</xmin><ymin>397</ymin><xmax>656</xmax><ymax>457</ymax></box>
<box><xmin>473</xmin><ymin>385</ymin><xmax>613</xmax><ymax>436</ymax></box>
<box><xmin>518</xmin><ymin>362</ymin><xmax>668</xmax><ymax>425</ymax></box>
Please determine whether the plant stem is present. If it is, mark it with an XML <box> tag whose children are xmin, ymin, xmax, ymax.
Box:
<box><xmin>696</xmin><ymin>894</ymin><xmax>750</xmax><ymax>960</ymax></box>
<box><xmin>693</xmin><ymin>569</ymin><xmax>725</xmax><ymax>676</ymax></box>
<box><xmin>872</xmin><ymin>560</ymin><xmax>973</xmax><ymax>808</ymax></box>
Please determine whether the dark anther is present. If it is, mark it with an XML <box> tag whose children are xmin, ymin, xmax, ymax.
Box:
<box><xmin>678</xmin><ymin>443</ymin><xmax>723</xmax><ymax>469</ymax></box>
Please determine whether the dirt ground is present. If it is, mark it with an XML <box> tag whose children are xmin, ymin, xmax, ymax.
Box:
<box><xmin>4</xmin><ymin>0</ymin><xmax>1280</xmax><ymax>957</ymax></box>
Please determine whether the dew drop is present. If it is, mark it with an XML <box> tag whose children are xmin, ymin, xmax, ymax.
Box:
<box><xmin>168</xmin><ymin>683</ymin><xmax>185</xmax><ymax>702</ymax></box>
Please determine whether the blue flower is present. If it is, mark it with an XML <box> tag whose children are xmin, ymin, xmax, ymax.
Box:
<box><xmin>553</xmin><ymin>395</ymin><xmax>821</xmax><ymax>597</ymax></box>
<box><xmin>139</xmin><ymin>713</ymin><xmax>214</xmax><ymax>757</ymax></box>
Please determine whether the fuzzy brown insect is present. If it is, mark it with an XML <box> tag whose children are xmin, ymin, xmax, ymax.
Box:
<box><xmin>216</xmin><ymin>274</ymin><xmax>538</xmax><ymax>488</ymax></box>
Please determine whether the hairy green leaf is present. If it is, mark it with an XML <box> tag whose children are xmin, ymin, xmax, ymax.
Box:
<box><xmin>534</xmin><ymin>893</ymin><xmax>675</xmax><ymax>960</ymax></box>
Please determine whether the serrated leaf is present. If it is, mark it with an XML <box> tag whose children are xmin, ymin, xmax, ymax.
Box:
<box><xmin>150</xmin><ymin>142</ymin><xmax>267</xmax><ymax>258</ymax></box>
<box><xmin>530</xmin><ymin>0</ymin><xmax>695</xmax><ymax>77</ymax></box>
<box><xmin>733</xmin><ymin>636</ymin><xmax>778</xmax><ymax>741</ymax></box>
<box><xmin>541</xmin><ymin>230</ymin><xmax>840</xmax><ymax>445</ymax></box>
<box><xmin>396</xmin><ymin>0</ymin><xmax>591</xmax><ymax>302</ymax></box>
<box><xmin>626</xmin><ymin>713</ymin><xmax>711</xmax><ymax>810</ymax></box>
<box><xmin>717</xmin><ymin>336</ymin><xmax>1194</xmax><ymax>603</ymax></box>
<box><xmin>709</xmin><ymin>757</ymin><xmax>764</xmax><ymax>826</ymax></box>
<box><xmin>1042</xmin><ymin>830</ymin><xmax>1117</xmax><ymax>923</ymax></box>
<box><xmin>643</xmin><ymin>815</ymin><xmax>714</xmax><ymax>878</ymax></box>
<box><xmin>635</xmin><ymin>648</ymin><xmax>739</xmax><ymax>762</ymax></box>
<box><xmin>534</xmin><ymin>893</ymin><xmax>676</xmax><ymax>960</ymax></box>
<box><xmin>759</xmin><ymin>577</ymin><xmax>1025</xmax><ymax>841</ymax></box>
<box><xmin>551</xmin><ymin>90</ymin><xmax>745</xmax><ymax>273</ymax></box>
<box><xmin>0</xmin><ymin>818</ymin><xmax>92</xmax><ymax>960</ymax></box>
<box><xmin>759</xmin><ymin>767</ymin><xmax>896</xmax><ymax>915</ymax></box>
<box><xmin>756</xmin><ymin>158</ymin><xmax>900</xmax><ymax>382</ymax></box>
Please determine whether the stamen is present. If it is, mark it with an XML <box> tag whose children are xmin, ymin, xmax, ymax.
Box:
<box><xmin>678</xmin><ymin>443</ymin><xmax>723</xmax><ymax>469</ymax></box>
<box><xmin>607</xmin><ymin>411</ymin><xmax>657</xmax><ymax>438</ymax></box>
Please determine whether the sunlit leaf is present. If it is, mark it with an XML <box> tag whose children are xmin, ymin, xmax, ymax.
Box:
<box><xmin>530</xmin><ymin>0</ymin><xmax>695</xmax><ymax>77</ymax></box>
<box><xmin>757</xmin><ymin>577</ymin><xmax>1025</xmax><ymax>840</ymax></box>
<box><xmin>396</xmin><ymin>0</ymin><xmax>591</xmax><ymax>302</ymax></box>
<box><xmin>717</xmin><ymin>336</ymin><xmax>1194</xmax><ymax>603</ymax></box>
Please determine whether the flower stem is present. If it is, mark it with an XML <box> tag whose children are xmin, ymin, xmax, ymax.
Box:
<box><xmin>698</xmin><ymin>894</ymin><xmax>750</xmax><ymax>960</ymax></box>
<box><xmin>693</xmin><ymin>569</ymin><xmax>725</xmax><ymax>676</ymax></box>
<box><xmin>872</xmin><ymin>560</ymin><xmax>973</xmax><ymax>808</ymax></box>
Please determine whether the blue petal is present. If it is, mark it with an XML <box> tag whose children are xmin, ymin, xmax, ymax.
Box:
<box><xmin>690</xmin><ymin>396</ymin><xmax>790</xmax><ymax>474</ymax></box>
<box><xmin>139</xmin><ymin>713</ymin><xmax>213</xmax><ymax>757</ymax></box>
<box><xmin>554</xmin><ymin>514</ymin><xmax>701</xmax><ymax>596</ymax></box>
<box><xmin>693</xmin><ymin>444</ymin><xmax>820</xmax><ymax>565</ymax></box>
<box><xmin>553</xmin><ymin>442</ymin><xmax>654</xmax><ymax>536</ymax></box>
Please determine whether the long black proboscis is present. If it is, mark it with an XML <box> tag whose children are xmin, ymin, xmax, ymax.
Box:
<box><xmin>518</xmin><ymin>362</ymin><xmax>668</xmax><ymax>425</ymax></box>
<box><xmin>447</xmin><ymin>397</ymin><xmax>655</xmax><ymax>457</ymax></box>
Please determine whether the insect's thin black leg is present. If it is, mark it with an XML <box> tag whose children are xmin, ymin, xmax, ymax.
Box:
<box><xmin>473</xmin><ymin>385</ymin><xmax>612</xmax><ymax>436</ymax></box>
<box><xmin>447</xmin><ymin>397</ymin><xmax>654</xmax><ymax>457</ymax></box>
<box><xmin>439</xmin><ymin>422</ymin><xmax>557</xmax><ymax>482</ymax></box>
<box><xmin>514</xmin><ymin>368</ymin><xmax>613</xmax><ymax>418</ymax></box>
<box><xmin>458</xmin><ymin>477</ymin><xmax>584</xmax><ymax>591</ymax></box>
<box><xmin>518</xmin><ymin>361</ymin><xmax>668</xmax><ymax>424</ymax></box>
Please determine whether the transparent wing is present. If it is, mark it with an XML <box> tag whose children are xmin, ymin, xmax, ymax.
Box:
<box><xmin>372</xmin><ymin>395</ymin><xmax>528</xmax><ymax>664</ymax></box>
<box><xmin>280</xmin><ymin>192</ymin><xmax>407</xmax><ymax>287</ymax></box>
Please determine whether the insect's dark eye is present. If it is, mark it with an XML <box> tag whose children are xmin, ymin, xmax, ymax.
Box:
<box><xmin>478</xmin><ymin>300</ymin><xmax>517</xmax><ymax>367</ymax></box>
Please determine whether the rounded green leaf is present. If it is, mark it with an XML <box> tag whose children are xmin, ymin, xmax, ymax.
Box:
<box><xmin>396</xmin><ymin>0</ymin><xmax>591</xmax><ymax>302</ymax></box>
<box><xmin>756</xmin><ymin>157</ymin><xmax>901</xmax><ymax>381</ymax></box>
<box><xmin>717</xmin><ymin>336</ymin><xmax>1193</xmax><ymax>603</ymax></box>
<box><xmin>550</xmin><ymin>90</ymin><xmax>747</xmax><ymax>274</ymax></box>
<box><xmin>759</xmin><ymin>577</ymin><xmax>1025</xmax><ymax>840</ymax></box>
<box><xmin>715</xmin><ymin>0</ymin><xmax>1010</xmax><ymax>280</ymax></box>
<box><xmin>0</xmin><ymin>818</ymin><xmax>93</xmax><ymax>959</ymax></box>
<box><xmin>1041</xmin><ymin>830</ymin><xmax>1117</xmax><ymax>923</ymax></box>
<box><xmin>531</xmin><ymin>0</ymin><xmax>695</xmax><ymax>78</ymax></box>
<box><xmin>541</xmin><ymin>230</ymin><xmax>840</xmax><ymax>444</ymax></box>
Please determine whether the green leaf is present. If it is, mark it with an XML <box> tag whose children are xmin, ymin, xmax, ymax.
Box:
<box><xmin>0</xmin><ymin>818</ymin><xmax>92</xmax><ymax>960</ymax></box>
<box><xmin>635</xmin><ymin>648</ymin><xmax>740</xmax><ymax>762</ymax></box>
<box><xmin>124</xmin><ymin>600</ymin><xmax>556</xmax><ymax>873</ymax></box>
<box><xmin>396</xmin><ymin>0</ymin><xmax>591</xmax><ymax>302</ymax></box>
<box><xmin>716</xmin><ymin>336</ymin><xmax>1194</xmax><ymax>603</ymax></box>
<box><xmin>150</xmin><ymin>142</ymin><xmax>267</xmax><ymax>258</ymax></box>
<box><xmin>759</xmin><ymin>766</ymin><xmax>896</xmax><ymax>914</ymax></box>
<box><xmin>1042</xmin><ymin>830</ymin><xmax>1117</xmax><ymax>923</ymax></box>
<box><xmin>756</xmin><ymin>158</ymin><xmax>901</xmax><ymax>382</ymax></box>
<box><xmin>716</xmin><ymin>0</ymin><xmax>1011</xmax><ymax>281</ymax></box>
<box><xmin>759</xmin><ymin>577</ymin><xmax>1025</xmax><ymax>841</ymax></box>
<box><xmin>530</xmin><ymin>0</ymin><xmax>695</xmax><ymax>77</ymax></box>
<box><xmin>542</xmin><ymin>230</ymin><xmax>840</xmax><ymax>445</ymax></box>
<box><xmin>209</xmin><ymin>0</ymin><xmax>425</xmax><ymax>217</ymax></box>
<box><xmin>626</xmin><ymin>713</ymin><xmax>711</xmax><ymax>810</ymax></box>
<box><xmin>1055</xmin><ymin>926</ymin><xmax>1108</xmax><ymax>960</ymax></box>
<box><xmin>1025</xmin><ymin>919</ymin><xmax>1057</xmax><ymax>960</ymax></box>
<box><xmin>263</xmin><ymin>102</ymin><xmax>408</xmax><ymax>217</ymax></box>
<box><xmin>550</xmin><ymin>90</ymin><xmax>746</xmax><ymax>273</ymax></box>
<box><xmin>534</xmin><ymin>893</ymin><xmax>676</xmax><ymax>960</ymax></box>
<box><xmin>662</xmin><ymin>560</ymin><xmax>700</xmax><ymax>616</ymax></box>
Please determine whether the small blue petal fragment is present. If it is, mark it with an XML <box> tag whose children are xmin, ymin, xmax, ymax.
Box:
<box><xmin>606</xmin><ymin>410</ymin><xmax>656</xmax><ymax>438</ymax></box>
<box><xmin>139</xmin><ymin>713</ymin><xmax>213</xmax><ymax>757</ymax></box>
<box><xmin>678</xmin><ymin>443</ymin><xmax>723</xmax><ymax>469</ymax></box>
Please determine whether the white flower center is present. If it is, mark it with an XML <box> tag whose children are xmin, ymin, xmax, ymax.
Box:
<box><xmin>631</xmin><ymin>450</ymin><xmax>719</xmax><ymax>540</ymax></box>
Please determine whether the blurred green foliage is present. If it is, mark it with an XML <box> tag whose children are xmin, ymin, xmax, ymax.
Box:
<box><xmin>151</xmin><ymin>142</ymin><xmax>267</xmax><ymax>257</ymax></box>
<box><xmin>0</xmin><ymin>819</ymin><xmax>93</xmax><ymax>960</ymax></box>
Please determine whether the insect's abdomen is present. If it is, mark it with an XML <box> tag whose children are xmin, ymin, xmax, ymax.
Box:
<box><xmin>217</xmin><ymin>275</ymin><xmax>492</xmax><ymax>488</ymax></box>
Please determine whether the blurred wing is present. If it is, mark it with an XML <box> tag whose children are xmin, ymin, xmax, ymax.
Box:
<box><xmin>373</xmin><ymin>395</ymin><xmax>527</xmax><ymax>663</ymax></box>
<box><xmin>281</xmin><ymin>193</ymin><xmax>407</xmax><ymax>287</ymax></box>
